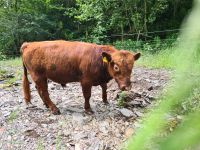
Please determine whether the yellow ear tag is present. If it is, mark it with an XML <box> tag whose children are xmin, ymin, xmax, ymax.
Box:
<box><xmin>103</xmin><ymin>57</ymin><xmax>108</xmax><ymax>63</ymax></box>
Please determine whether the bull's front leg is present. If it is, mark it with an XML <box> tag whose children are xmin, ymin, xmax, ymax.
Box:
<box><xmin>81</xmin><ymin>83</ymin><xmax>93</xmax><ymax>114</ymax></box>
<box><xmin>100</xmin><ymin>83</ymin><xmax>109</xmax><ymax>104</ymax></box>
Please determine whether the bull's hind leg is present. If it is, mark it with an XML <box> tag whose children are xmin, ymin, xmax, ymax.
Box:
<box><xmin>35</xmin><ymin>78</ymin><xmax>61</xmax><ymax>115</ymax></box>
<box><xmin>22</xmin><ymin>64</ymin><xmax>32</xmax><ymax>105</ymax></box>
<box><xmin>100</xmin><ymin>83</ymin><xmax>108</xmax><ymax>104</ymax></box>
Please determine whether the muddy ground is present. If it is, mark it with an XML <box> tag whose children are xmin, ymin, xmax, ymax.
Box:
<box><xmin>0</xmin><ymin>67</ymin><xmax>169</xmax><ymax>150</ymax></box>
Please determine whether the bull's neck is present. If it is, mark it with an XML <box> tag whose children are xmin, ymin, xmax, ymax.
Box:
<box><xmin>103</xmin><ymin>62</ymin><xmax>112</xmax><ymax>81</ymax></box>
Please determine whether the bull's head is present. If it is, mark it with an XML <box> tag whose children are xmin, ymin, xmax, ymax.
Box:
<box><xmin>102</xmin><ymin>50</ymin><xmax>140</xmax><ymax>91</ymax></box>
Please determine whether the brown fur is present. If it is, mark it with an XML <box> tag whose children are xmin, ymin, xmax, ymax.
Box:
<box><xmin>21</xmin><ymin>40</ymin><xmax>140</xmax><ymax>114</ymax></box>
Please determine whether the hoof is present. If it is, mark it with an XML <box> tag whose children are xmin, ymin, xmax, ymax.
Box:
<box><xmin>103</xmin><ymin>101</ymin><xmax>109</xmax><ymax>105</ymax></box>
<box><xmin>84</xmin><ymin>108</ymin><xmax>94</xmax><ymax>115</ymax></box>
<box><xmin>51</xmin><ymin>108</ymin><xmax>61</xmax><ymax>115</ymax></box>
<box><xmin>44</xmin><ymin>103</ymin><xmax>49</xmax><ymax>108</ymax></box>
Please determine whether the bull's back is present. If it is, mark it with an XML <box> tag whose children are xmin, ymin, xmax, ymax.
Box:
<box><xmin>22</xmin><ymin>41</ymin><xmax>99</xmax><ymax>83</ymax></box>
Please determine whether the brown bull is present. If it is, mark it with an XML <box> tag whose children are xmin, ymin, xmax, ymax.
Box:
<box><xmin>21</xmin><ymin>40</ymin><xmax>140</xmax><ymax>115</ymax></box>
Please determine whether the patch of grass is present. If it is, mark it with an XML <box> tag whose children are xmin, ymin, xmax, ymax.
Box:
<box><xmin>0</xmin><ymin>58</ymin><xmax>22</xmax><ymax>88</ymax></box>
<box><xmin>0</xmin><ymin>69</ymin><xmax>7</xmax><ymax>79</ymax></box>
<box><xmin>137</xmin><ymin>49</ymin><xmax>175</xmax><ymax>69</ymax></box>
<box><xmin>7</xmin><ymin>109</ymin><xmax>19</xmax><ymax>123</ymax></box>
<box><xmin>56</xmin><ymin>133</ymin><xmax>62</xmax><ymax>150</ymax></box>
<box><xmin>0</xmin><ymin>57</ymin><xmax>21</xmax><ymax>67</ymax></box>
<box><xmin>36</xmin><ymin>138</ymin><xmax>45</xmax><ymax>150</ymax></box>
<box><xmin>0</xmin><ymin>71</ymin><xmax>20</xmax><ymax>88</ymax></box>
<box><xmin>117</xmin><ymin>91</ymin><xmax>127</xmax><ymax>108</ymax></box>
<box><xmin>5</xmin><ymin>77</ymin><xmax>17</xmax><ymax>86</ymax></box>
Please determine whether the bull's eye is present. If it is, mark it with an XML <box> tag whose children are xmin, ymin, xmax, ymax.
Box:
<box><xmin>113</xmin><ymin>64</ymin><xmax>120</xmax><ymax>72</ymax></box>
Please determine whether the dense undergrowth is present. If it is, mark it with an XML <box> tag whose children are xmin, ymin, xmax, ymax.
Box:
<box><xmin>0</xmin><ymin>34</ymin><xmax>176</xmax><ymax>68</ymax></box>
<box><xmin>127</xmin><ymin>0</ymin><xmax>200</xmax><ymax>149</ymax></box>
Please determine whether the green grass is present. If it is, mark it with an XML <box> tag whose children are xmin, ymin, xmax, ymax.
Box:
<box><xmin>0</xmin><ymin>57</ymin><xmax>22</xmax><ymax>88</ymax></box>
<box><xmin>137</xmin><ymin>49</ymin><xmax>175</xmax><ymax>69</ymax></box>
<box><xmin>0</xmin><ymin>57</ymin><xmax>21</xmax><ymax>67</ymax></box>
<box><xmin>36</xmin><ymin>139</ymin><xmax>45</xmax><ymax>150</ymax></box>
<box><xmin>7</xmin><ymin>109</ymin><xmax>19</xmax><ymax>123</ymax></box>
<box><xmin>0</xmin><ymin>69</ymin><xmax>7</xmax><ymax>77</ymax></box>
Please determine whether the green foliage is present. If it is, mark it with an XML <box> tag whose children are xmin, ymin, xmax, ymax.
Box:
<box><xmin>0</xmin><ymin>69</ymin><xmax>7</xmax><ymax>76</ymax></box>
<box><xmin>114</xmin><ymin>36</ymin><xmax>176</xmax><ymax>53</ymax></box>
<box><xmin>0</xmin><ymin>0</ymin><xmax>192</xmax><ymax>58</ymax></box>
<box><xmin>0</xmin><ymin>0</ymin><xmax>75</xmax><ymax>57</ymax></box>
<box><xmin>179</xmin><ymin>89</ymin><xmax>200</xmax><ymax>114</ymax></box>
<box><xmin>137</xmin><ymin>49</ymin><xmax>174</xmax><ymax>69</ymax></box>
<box><xmin>127</xmin><ymin>0</ymin><xmax>200</xmax><ymax>149</ymax></box>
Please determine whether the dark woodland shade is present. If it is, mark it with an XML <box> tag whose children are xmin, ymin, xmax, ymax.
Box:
<box><xmin>0</xmin><ymin>0</ymin><xmax>192</xmax><ymax>56</ymax></box>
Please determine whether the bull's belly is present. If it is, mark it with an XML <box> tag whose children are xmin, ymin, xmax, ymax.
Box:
<box><xmin>46</xmin><ymin>71</ymin><xmax>81</xmax><ymax>84</ymax></box>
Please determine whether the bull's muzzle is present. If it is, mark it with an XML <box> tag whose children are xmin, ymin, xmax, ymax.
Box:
<box><xmin>119</xmin><ymin>80</ymin><xmax>132</xmax><ymax>91</ymax></box>
<box><xmin>116</xmin><ymin>78</ymin><xmax>132</xmax><ymax>91</ymax></box>
<box><xmin>119</xmin><ymin>84</ymin><xmax>132</xmax><ymax>91</ymax></box>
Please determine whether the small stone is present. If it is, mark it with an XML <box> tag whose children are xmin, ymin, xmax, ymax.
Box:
<box><xmin>63</xmin><ymin>130</ymin><xmax>70</xmax><ymax>137</ymax></box>
<box><xmin>88</xmin><ymin>140</ymin><xmax>100</xmax><ymax>150</ymax></box>
<box><xmin>75</xmin><ymin>143</ymin><xmax>82</xmax><ymax>150</ymax></box>
<box><xmin>142</xmin><ymin>91</ymin><xmax>147</xmax><ymax>96</ymax></box>
<box><xmin>48</xmin><ymin>116</ymin><xmax>57</xmax><ymax>120</ymax></box>
<box><xmin>50</xmin><ymin>86</ymin><xmax>55</xmax><ymax>90</ymax></box>
<box><xmin>13</xmin><ymin>81</ymin><xmax>20</xmax><ymax>86</ymax></box>
<box><xmin>99</xmin><ymin>126</ymin><xmax>108</xmax><ymax>134</ymax></box>
<box><xmin>41</xmin><ymin>124</ymin><xmax>48</xmax><ymax>128</ymax></box>
<box><xmin>24</xmin><ymin>129</ymin><xmax>40</xmax><ymax>138</ymax></box>
<box><xmin>3</xmin><ymin>111</ymin><xmax>11</xmax><ymax>117</ymax></box>
<box><xmin>5</xmin><ymin>73</ymin><xmax>14</xmax><ymax>78</ymax></box>
<box><xmin>119</xmin><ymin>108</ymin><xmax>135</xmax><ymax>118</ymax></box>
<box><xmin>129</xmin><ymin>100</ymin><xmax>141</xmax><ymax>106</ymax></box>
<box><xmin>73</xmin><ymin>132</ymin><xmax>87</xmax><ymax>140</ymax></box>
<box><xmin>134</xmin><ymin>111</ymin><xmax>143</xmax><ymax>117</ymax></box>
<box><xmin>145</xmin><ymin>79</ymin><xmax>151</xmax><ymax>83</ymax></box>
<box><xmin>72</xmin><ymin>113</ymin><xmax>84</xmax><ymax>124</ymax></box>
<box><xmin>147</xmin><ymin>86</ymin><xmax>153</xmax><ymax>91</ymax></box>
<box><xmin>134</xmin><ymin>92</ymin><xmax>142</xmax><ymax>98</ymax></box>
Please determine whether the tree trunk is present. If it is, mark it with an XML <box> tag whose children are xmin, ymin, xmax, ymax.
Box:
<box><xmin>124</xmin><ymin>2</ymin><xmax>132</xmax><ymax>32</ymax></box>
<box><xmin>144</xmin><ymin>0</ymin><xmax>148</xmax><ymax>40</ymax></box>
<box><xmin>121</xmin><ymin>23</ymin><xmax>124</xmax><ymax>42</ymax></box>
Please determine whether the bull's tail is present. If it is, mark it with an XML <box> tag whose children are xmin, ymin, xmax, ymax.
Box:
<box><xmin>22</xmin><ymin>61</ymin><xmax>31</xmax><ymax>104</ymax></box>
<box><xmin>21</xmin><ymin>42</ymin><xmax>31</xmax><ymax>104</ymax></box>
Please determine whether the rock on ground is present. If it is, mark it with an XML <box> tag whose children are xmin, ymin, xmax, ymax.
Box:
<box><xmin>0</xmin><ymin>67</ymin><xmax>169</xmax><ymax>150</ymax></box>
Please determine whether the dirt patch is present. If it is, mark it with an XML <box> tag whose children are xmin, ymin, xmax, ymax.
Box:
<box><xmin>0</xmin><ymin>67</ymin><xmax>170</xmax><ymax>149</ymax></box>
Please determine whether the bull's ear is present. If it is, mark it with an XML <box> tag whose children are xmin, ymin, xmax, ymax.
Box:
<box><xmin>102</xmin><ymin>52</ymin><xmax>112</xmax><ymax>63</ymax></box>
<box><xmin>134</xmin><ymin>52</ymin><xmax>141</xmax><ymax>61</ymax></box>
